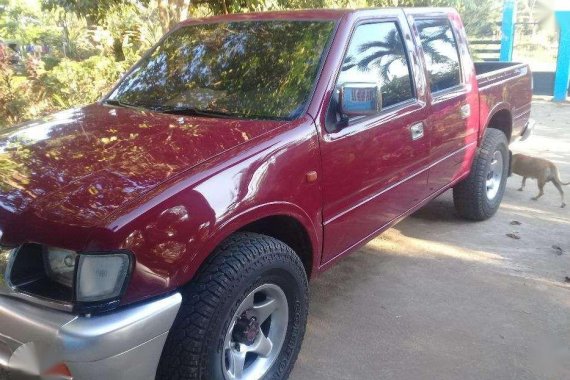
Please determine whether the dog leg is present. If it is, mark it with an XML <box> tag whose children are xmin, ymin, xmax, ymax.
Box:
<box><xmin>532</xmin><ymin>180</ymin><xmax>545</xmax><ymax>201</ymax></box>
<box><xmin>552</xmin><ymin>180</ymin><xmax>566</xmax><ymax>208</ymax></box>
<box><xmin>518</xmin><ymin>177</ymin><xmax>526</xmax><ymax>191</ymax></box>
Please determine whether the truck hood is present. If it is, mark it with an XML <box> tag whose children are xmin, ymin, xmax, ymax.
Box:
<box><xmin>0</xmin><ymin>103</ymin><xmax>281</xmax><ymax>232</ymax></box>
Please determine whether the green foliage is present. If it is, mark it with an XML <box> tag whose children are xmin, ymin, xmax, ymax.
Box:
<box><xmin>39</xmin><ymin>55</ymin><xmax>133</xmax><ymax>108</ymax></box>
<box><xmin>0</xmin><ymin>53</ymin><xmax>132</xmax><ymax>127</ymax></box>
<box><xmin>0</xmin><ymin>60</ymin><xmax>50</xmax><ymax>127</ymax></box>
<box><xmin>0</xmin><ymin>0</ymin><xmax>60</xmax><ymax>44</ymax></box>
<box><xmin>42</xmin><ymin>55</ymin><xmax>61</xmax><ymax>70</ymax></box>
<box><xmin>42</xmin><ymin>0</ymin><xmax>149</xmax><ymax>24</ymax></box>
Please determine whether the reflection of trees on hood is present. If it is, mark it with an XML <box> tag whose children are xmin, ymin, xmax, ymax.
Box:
<box><xmin>0</xmin><ymin>105</ymin><xmax>260</xmax><ymax>221</ymax></box>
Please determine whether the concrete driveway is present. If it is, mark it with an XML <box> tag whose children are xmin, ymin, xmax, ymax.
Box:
<box><xmin>291</xmin><ymin>100</ymin><xmax>570</xmax><ymax>380</ymax></box>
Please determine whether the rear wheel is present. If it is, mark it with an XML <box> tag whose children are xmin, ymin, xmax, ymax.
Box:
<box><xmin>453</xmin><ymin>128</ymin><xmax>509</xmax><ymax>221</ymax></box>
<box><xmin>156</xmin><ymin>232</ymin><xmax>309</xmax><ymax>380</ymax></box>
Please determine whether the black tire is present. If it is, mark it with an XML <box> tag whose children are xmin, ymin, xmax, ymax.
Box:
<box><xmin>453</xmin><ymin>128</ymin><xmax>509</xmax><ymax>221</ymax></box>
<box><xmin>156</xmin><ymin>232</ymin><xmax>309</xmax><ymax>380</ymax></box>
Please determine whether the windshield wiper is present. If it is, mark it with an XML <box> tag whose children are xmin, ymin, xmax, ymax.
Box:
<box><xmin>153</xmin><ymin>106</ymin><xmax>235</xmax><ymax>118</ymax></box>
<box><xmin>103</xmin><ymin>99</ymin><xmax>140</xmax><ymax>109</ymax></box>
<box><xmin>104</xmin><ymin>101</ymin><xmax>236</xmax><ymax>118</ymax></box>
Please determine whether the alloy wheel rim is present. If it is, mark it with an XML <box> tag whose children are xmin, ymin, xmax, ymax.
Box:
<box><xmin>486</xmin><ymin>150</ymin><xmax>503</xmax><ymax>200</ymax></box>
<box><xmin>222</xmin><ymin>283</ymin><xmax>289</xmax><ymax>380</ymax></box>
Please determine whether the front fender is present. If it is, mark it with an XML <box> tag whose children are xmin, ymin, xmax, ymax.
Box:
<box><xmin>85</xmin><ymin>116</ymin><xmax>323</xmax><ymax>306</ymax></box>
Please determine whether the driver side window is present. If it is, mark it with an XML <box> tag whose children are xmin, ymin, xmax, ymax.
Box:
<box><xmin>327</xmin><ymin>21</ymin><xmax>414</xmax><ymax>131</ymax></box>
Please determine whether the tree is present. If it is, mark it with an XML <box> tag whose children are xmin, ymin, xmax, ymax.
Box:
<box><xmin>42</xmin><ymin>0</ymin><xmax>152</xmax><ymax>61</ymax></box>
<box><xmin>158</xmin><ymin>0</ymin><xmax>191</xmax><ymax>31</ymax></box>
<box><xmin>42</xmin><ymin>0</ymin><xmax>129</xmax><ymax>25</ymax></box>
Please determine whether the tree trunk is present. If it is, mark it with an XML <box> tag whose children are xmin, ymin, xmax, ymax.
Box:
<box><xmin>60</xmin><ymin>12</ymin><xmax>71</xmax><ymax>58</ymax></box>
<box><xmin>158</xmin><ymin>0</ymin><xmax>171</xmax><ymax>33</ymax></box>
<box><xmin>176</xmin><ymin>0</ymin><xmax>192</xmax><ymax>22</ymax></box>
<box><xmin>113</xmin><ymin>36</ymin><xmax>125</xmax><ymax>62</ymax></box>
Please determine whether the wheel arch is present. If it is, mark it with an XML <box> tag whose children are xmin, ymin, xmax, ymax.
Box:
<box><xmin>185</xmin><ymin>202</ymin><xmax>321</xmax><ymax>285</ymax></box>
<box><xmin>237</xmin><ymin>214</ymin><xmax>315</xmax><ymax>278</ymax></box>
<box><xmin>482</xmin><ymin>105</ymin><xmax>513</xmax><ymax>143</ymax></box>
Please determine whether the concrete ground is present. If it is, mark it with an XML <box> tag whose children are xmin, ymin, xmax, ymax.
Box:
<box><xmin>291</xmin><ymin>100</ymin><xmax>570</xmax><ymax>380</ymax></box>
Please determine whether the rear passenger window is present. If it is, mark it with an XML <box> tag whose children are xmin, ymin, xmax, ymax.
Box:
<box><xmin>416</xmin><ymin>19</ymin><xmax>462</xmax><ymax>93</ymax></box>
<box><xmin>336</xmin><ymin>22</ymin><xmax>414</xmax><ymax>110</ymax></box>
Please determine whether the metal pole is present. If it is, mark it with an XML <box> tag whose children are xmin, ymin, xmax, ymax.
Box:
<box><xmin>554</xmin><ymin>11</ymin><xmax>570</xmax><ymax>102</ymax></box>
<box><xmin>500</xmin><ymin>0</ymin><xmax>517</xmax><ymax>62</ymax></box>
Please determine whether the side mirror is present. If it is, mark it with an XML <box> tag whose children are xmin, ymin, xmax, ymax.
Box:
<box><xmin>339</xmin><ymin>83</ymin><xmax>382</xmax><ymax>117</ymax></box>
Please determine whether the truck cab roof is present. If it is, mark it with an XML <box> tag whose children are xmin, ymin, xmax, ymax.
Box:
<box><xmin>178</xmin><ymin>7</ymin><xmax>457</xmax><ymax>25</ymax></box>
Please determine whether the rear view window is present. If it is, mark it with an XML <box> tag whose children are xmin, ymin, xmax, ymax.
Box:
<box><xmin>416</xmin><ymin>19</ymin><xmax>462</xmax><ymax>93</ymax></box>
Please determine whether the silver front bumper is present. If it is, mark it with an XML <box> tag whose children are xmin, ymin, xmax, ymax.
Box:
<box><xmin>0</xmin><ymin>293</ymin><xmax>181</xmax><ymax>379</ymax></box>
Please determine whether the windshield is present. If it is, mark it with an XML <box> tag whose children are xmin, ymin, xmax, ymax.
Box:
<box><xmin>107</xmin><ymin>20</ymin><xmax>335</xmax><ymax>119</ymax></box>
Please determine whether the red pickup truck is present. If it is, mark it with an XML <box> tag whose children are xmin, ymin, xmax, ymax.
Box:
<box><xmin>0</xmin><ymin>8</ymin><xmax>532</xmax><ymax>380</ymax></box>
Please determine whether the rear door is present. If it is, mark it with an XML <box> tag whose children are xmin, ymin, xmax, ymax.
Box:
<box><xmin>411</xmin><ymin>15</ymin><xmax>479</xmax><ymax>193</ymax></box>
<box><xmin>319</xmin><ymin>11</ymin><xmax>430</xmax><ymax>263</ymax></box>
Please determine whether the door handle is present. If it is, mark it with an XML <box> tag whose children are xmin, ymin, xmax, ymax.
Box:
<box><xmin>410</xmin><ymin>122</ymin><xmax>424</xmax><ymax>141</ymax></box>
<box><xmin>460</xmin><ymin>104</ymin><xmax>471</xmax><ymax>119</ymax></box>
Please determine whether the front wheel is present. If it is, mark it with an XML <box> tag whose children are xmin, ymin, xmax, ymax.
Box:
<box><xmin>156</xmin><ymin>232</ymin><xmax>309</xmax><ymax>380</ymax></box>
<box><xmin>453</xmin><ymin>128</ymin><xmax>509</xmax><ymax>221</ymax></box>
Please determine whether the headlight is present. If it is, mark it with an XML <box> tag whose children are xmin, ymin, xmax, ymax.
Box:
<box><xmin>44</xmin><ymin>247</ymin><xmax>77</xmax><ymax>287</ymax></box>
<box><xmin>7</xmin><ymin>243</ymin><xmax>133</xmax><ymax>313</ymax></box>
<box><xmin>76</xmin><ymin>254</ymin><xmax>130</xmax><ymax>302</ymax></box>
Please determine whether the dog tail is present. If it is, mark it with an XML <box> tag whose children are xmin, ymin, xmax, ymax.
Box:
<box><xmin>555</xmin><ymin>167</ymin><xmax>570</xmax><ymax>185</ymax></box>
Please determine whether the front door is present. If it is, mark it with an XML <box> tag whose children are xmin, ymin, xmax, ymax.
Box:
<box><xmin>319</xmin><ymin>13</ymin><xmax>430</xmax><ymax>264</ymax></box>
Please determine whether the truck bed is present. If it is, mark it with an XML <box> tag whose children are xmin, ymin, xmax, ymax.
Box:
<box><xmin>474</xmin><ymin>61</ymin><xmax>522</xmax><ymax>77</ymax></box>
<box><xmin>474</xmin><ymin>61</ymin><xmax>533</xmax><ymax>142</ymax></box>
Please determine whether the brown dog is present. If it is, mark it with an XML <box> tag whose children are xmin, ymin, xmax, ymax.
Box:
<box><xmin>512</xmin><ymin>154</ymin><xmax>569</xmax><ymax>208</ymax></box>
